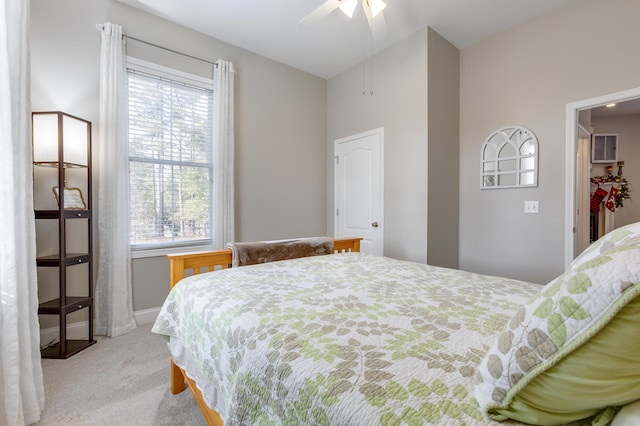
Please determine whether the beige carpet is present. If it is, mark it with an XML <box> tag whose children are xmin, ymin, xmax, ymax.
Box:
<box><xmin>35</xmin><ymin>323</ymin><xmax>207</xmax><ymax>426</ymax></box>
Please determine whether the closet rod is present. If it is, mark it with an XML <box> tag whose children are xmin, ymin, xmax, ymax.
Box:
<box><xmin>95</xmin><ymin>24</ymin><xmax>217</xmax><ymax>67</ymax></box>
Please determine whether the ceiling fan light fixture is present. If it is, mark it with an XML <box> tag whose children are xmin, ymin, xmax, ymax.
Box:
<box><xmin>367</xmin><ymin>0</ymin><xmax>387</xmax><ymax>18</ymax></box>
<box><xmin>339</xmin><ymin>0</ymin><xmax>358</xmax><ymax>19</ymax></box>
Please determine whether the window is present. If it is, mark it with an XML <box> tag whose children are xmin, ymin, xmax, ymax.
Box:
<box><xmin>127</xmin><ymin>58</ymin><xmax>214</xmax><ymax>252</ymax></box>
<box><xmin>591</xmin><ymin>133</ymin><xmax>618</xmax><ymax>163</ymax></box>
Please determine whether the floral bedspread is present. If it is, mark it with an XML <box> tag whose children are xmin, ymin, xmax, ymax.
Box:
<box><xmin>152</xmin><ymin>252</ymin><xmax>549</xmax><ymax>425</ymax></box>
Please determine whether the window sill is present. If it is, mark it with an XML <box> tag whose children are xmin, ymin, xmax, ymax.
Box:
<box><xmin>131</xmin><ymin>244</ymin><xmax>216</xmax><ymax>259</ymax></box>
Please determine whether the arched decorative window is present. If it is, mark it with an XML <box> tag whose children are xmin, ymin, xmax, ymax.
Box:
<box><xmin>481</xmin><ymin>126</ymin><xmax>538</xmax><ymax>188</ymax></box>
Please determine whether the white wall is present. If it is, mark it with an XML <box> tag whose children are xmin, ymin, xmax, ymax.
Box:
<box><xmin>327</xmin><ymin>29</ymin><xmax>429</xmax><ymax>263</ymax></box>
<box><xmin>426</xmin><ymin>29</ymin><xmax>460</xmax><ymax>269</ymax></box>
<box><xmin>459</xmin><ymin>0</ymin><xmax>640</xmax><ymax>284</ymax></box>
<box><xmin>327</xmin><ymin>28</ymin><xmax>460</xmax><ymax>266</ymax></box>
<box><xmin>30</xmin><ymin>0</ymin><xmax>327</xmax><ymax>314</ymax></box>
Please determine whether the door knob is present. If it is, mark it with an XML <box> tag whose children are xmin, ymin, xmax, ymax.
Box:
<box><xmin>371</xmin><ymin>221</ymin><xmax>379</xmax><ymax>228</ymax></box>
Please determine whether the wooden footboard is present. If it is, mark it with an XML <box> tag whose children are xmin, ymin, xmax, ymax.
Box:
<box><xmin>175</xmin><ymin>361</ymin><xmax>224</xmax><ymax>426</ymax></box>
<box><xmin>165</xmin><ymin>237</ymin><xmax>362</xmax><ymax>425</ymax></box>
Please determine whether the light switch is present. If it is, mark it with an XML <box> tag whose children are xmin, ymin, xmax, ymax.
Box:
<box><xmin>524</xmin><ymin>201</ymin><xmax>539</xmax><ymax>213</ymax></box>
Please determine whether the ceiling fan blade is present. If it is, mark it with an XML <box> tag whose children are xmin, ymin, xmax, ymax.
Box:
<box><xmin>364</xmin><ymin>5</ymin><xmax>388</xmax><ymax>41</ymax></box>
<box><xmin>339</xmin><ymin>0</ymin><xmax>358</xmax><ymax>18</ymax></box>
<box><xmin>367</xmin><ymin>0</ymin><xmax>387</xmax><ymax>18</ymax></box>
<box><xmin>370</xmin><ymin>11</ymin><xmax>388</xmax><ymax>41</ymax></box>
<box><xmin>298</xmin><ymin>0</ymin><xmax>342</xmax><ymax>28</ymax></box>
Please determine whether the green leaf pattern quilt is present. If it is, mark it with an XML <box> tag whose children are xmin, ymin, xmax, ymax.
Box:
<box><xmin>152</xmin><ymin>253</ymin><xmax>578</xmax><ymax>425</ymax></box>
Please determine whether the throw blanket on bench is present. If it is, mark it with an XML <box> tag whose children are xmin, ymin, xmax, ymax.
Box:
<box><xmin>226</xmin><ymin>236</ymin><xmax>334</xmax><ymax>267</ymax></box>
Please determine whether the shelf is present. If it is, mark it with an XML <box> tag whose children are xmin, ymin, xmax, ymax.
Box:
<box><xmin>34</xmin><ymin>161</ymin><xmax>88</xmax><ymax>169</ymax></box>
<box><xmin>41</xmin><ymin>339</ymin><xmax>97</xmax><ymax>359</ymax></box>
<box><xmin>36</xmin><ymin>253</ymin><xmax>91</xmax><ymax>267</ymax></box>
<box><xmin>35</xmin><ymin>209</ymin><xmax>91</xmax><ymax>219</ymax></box>
<box><xmin>33</xmin><ymin>111</ymin><xmax>94</xmax><ymax>359</ymax></box>
<box><xmin>38</xmin><ymin>296</ymin><xmax>93</xmax><ymax>315</ymax></box>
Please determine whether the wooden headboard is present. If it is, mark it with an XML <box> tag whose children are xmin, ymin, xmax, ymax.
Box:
<box><xmin>166</xmin><ymin>237</ymin><xmax>362</xmax><ymax>290</ymax></box>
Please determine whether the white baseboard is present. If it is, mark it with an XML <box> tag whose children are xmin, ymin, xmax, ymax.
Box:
<box><xmin>40</xmin><ymin>306</ymin><xmax>161</xmax><ymax>344</ymax></box>
<box><xmin>133</xmin><ymin>307</ymin><xmax>161</xmax><ymax>325</ymax></box>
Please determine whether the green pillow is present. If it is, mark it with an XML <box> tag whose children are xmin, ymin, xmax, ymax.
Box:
<box><xmin>475</xmin><ymin>225</ymin><xmax>640</xmax><ymax>426</ymax></box>
<box><xmin>496</xmin><ymin>296</ymin><xmax>640</xmax><ymax>425</ymax></box>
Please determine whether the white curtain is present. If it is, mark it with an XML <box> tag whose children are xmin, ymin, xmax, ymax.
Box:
<box><xmin>0</xmin><ymin>0</ymin><xmax>46</xmax><ymax>424</ymax></box>
<box><xmin>212</xmin><ymin>60</ymin><xmax>235</xmax><ymax>248</ymax></box>
<box><xmin>95</xmin><ymin>22</ymin><xmax>137</xmax><ymax>337</ymax></box>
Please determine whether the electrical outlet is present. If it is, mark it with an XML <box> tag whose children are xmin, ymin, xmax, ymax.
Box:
<box><xmin>524</xmin><ymin>201</ymin><xmax>539</xmax><ymax>214</ymax></box>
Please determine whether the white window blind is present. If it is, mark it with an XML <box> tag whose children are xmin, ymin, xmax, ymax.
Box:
<box><xmin>127</xmin><ymin>64</ymin><xmax>213</xmax><ymax>250</ymax></box>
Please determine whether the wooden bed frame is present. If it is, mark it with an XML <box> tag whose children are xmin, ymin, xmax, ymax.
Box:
<box><xmin>165</xmin><ymin>237</ymin><xmax>362</xmax><ymax>426</ymax></box>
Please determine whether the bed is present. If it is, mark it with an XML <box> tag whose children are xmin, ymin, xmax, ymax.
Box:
<box><xmin>152</xmin><ymin>227</ymin><xmax>640</xmax><ymax>426</ymax></box>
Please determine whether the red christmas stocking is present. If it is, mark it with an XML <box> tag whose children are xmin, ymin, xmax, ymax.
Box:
<box><xmin>590</xmin><ymin>187</ymin><xmax>608</xmax><ymax>214</ymax></box>
<box><xmin>606</xmin><ymin>186</ymin><xmax>618</xmax><ymax>212</ymax></box>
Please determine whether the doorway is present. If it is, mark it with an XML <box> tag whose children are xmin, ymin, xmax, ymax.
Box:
<box><xmin>565</xmin><ymin>86</ymin><xmax>640</xmax><ymax>268</ymax></box>
<box><xmin>334</xmin><ymin>128</ymin><xmax>384</xmax><ymax>255</ymax></box>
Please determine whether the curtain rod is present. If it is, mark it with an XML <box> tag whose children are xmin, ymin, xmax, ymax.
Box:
<box><xmin>96</xmin><ymin>24</ymin><xmax>217</xmax><ymax>67</ymax></box>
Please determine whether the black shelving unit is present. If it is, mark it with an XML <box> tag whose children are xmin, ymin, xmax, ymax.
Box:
<box><xmin>32</xmin><ymin>111</ymin><xmax>96</xmax><ymax>359</ymax></box>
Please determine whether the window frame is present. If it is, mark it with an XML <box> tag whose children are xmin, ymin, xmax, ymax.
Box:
<box><xmin>591</xmin><ymin>133</ymin><xmax>618</xmax><ymax>163</ymax></box>
<box><xmin>126</xmin><ymin>57</ymin><xmax>215</xmax><ymax>259</ymax></box>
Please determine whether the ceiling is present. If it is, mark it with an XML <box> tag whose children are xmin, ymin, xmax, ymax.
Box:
<box><xmin>591</xmin><ymin>98</ymin><xmax>640</xmax><ymax>117</ymax></box>
<box><xmin>117</xmin><ymin>0</ymin><xmax>577</xmax><ymax>79</ymax></box>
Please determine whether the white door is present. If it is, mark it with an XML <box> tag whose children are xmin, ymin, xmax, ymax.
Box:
<box><xmin>334</xmin><ymin>128</ymin><xmax>384</xmax><ymax>255</ymax></box>
<box><xmin>575</xmin><ymin>125</ymin><xmax>591</xmax><ymax>256</ymax></box>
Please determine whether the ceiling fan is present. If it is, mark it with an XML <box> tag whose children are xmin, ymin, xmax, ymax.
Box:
<box><xmin>298</xmin><ymin>0</ymin><xmax>388</xmax><ymax>40</ymax></box>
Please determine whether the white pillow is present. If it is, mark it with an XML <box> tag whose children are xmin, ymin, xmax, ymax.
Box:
<box><xmin>612</xmin><ymin>400</ymin><xmax>640</xmax><ymax>426</ymax></box>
